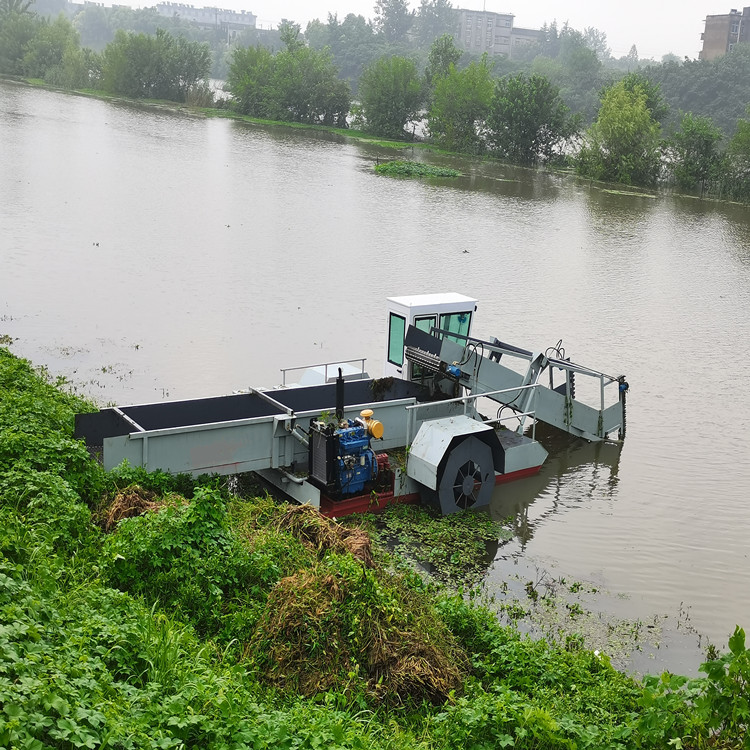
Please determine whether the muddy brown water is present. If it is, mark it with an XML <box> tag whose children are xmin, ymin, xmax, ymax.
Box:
<box><xmin>2</xmin><ymin>79</ymin><xmax>749</xmax><ymax>672</ymax></box>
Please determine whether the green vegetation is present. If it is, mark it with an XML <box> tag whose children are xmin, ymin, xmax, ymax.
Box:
<box><xmin>357</xmin><ymin>54</ymin><xmax>422</xmax><ymax>138</ymax></box>
<box><xmin>576</xmin><ymin>78</ymin><xmax>662</xmax><ymax>186</ymax></box>
<box><xmin>644</xmin><ymin>45</ymin><xmax>750</xmax><ymax>136</ymax></box>
<box><xmin>226</xmin><ymin>20</ymin><xmax>350</xmax><ymax>126</ymax></box>
<box><xmin>0</xmin><ymin>8</ymin><xmax>210</xmax><ymax>102</ymax></box>
<box><xmin>719</xmin><ymin>105</ymin><xmax>750</xmax><ymax>203</ymax></box>
<box><xmin>374</xmin><ymin>159</ymin><xmax>460</xmax><ymax>177</ymax></box>
<box><xmin>373</xmin><ymin>0</ymin><xmax>413</xmax><ymax>45</ymax></box>
<box><xmin>5</xmin><ymin>2</ymin><xmax>750</xmax><ymax>197</ymax></box>
<box><xmin>423</xmin><ymin>33</ymin><xmax>462</xmax><ymax>96</ymax></box>
<box><xmin>101</xmin><ymin>28</ymin><xmax>210</xmax><ymax>102</ymax></box>
<box><xmin>357</xmin><ymin>503</ymin><xmax>506</xmax><ymax>585</ymax></box>
<box><xmin>488</xmin><ymin>72</ymin><xmax>579</xmax><ymax>165</ymax></box>
<box><xmin>2</xmin><ymin>345</ymin><xmax>750</xmax><ymax>748</ymax></box>
<box><xmin>668</xmin><ymin>113</ymin><xmax>724</xmax><ymax>194</ymax></box>
<box><xmin>428</xmin><ymin>55</ymin><xmax>494</xmax><ymax>154</ymax></box>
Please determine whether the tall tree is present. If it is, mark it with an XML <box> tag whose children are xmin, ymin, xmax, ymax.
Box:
<box><xmin>0</xmin><ymin>0</ymin><xmax>33</xmax><ymax>16</ymax></box>
<box><xmin>538</xmin><ymin>20</ymin><xmax>561</xmax><ymax>58</ymax></box>
<box><xmin>428</xmin><ymin>55</ymin><xmax>494</xmax><ymax>154</ymax></box>
<box><xmin>558</xmin><ymin>29</ymin><xmax>602</xmax><ymax>119</ymax></box>
<box><xmin>728</xmin><ymin>105</ymin><xmax>750</xmax><ymax>158</ymax></box>
<box><xmin>488</xmin><ymin>73</ymin><xmax>579</xmax><ymax>165</ymax></box>
<box><xmin>226</xmin><ymin>45</ymin><xmax>276</xmax><ymax>118</ymax></box>
<box><xmin>575</xmin><ymin>78</ymin><xmax>662</xmax><ymax>186</ymax></box>
<box><xmin>273</xmin><ymin>42</ymin><xmax>351</xmax><ymax>125</ymax></box>
<box><xmin>373</xmin><ymin>0</ymin><xmax>413</xmax><ymax>44</ymax></box>
<box><xmin>414</xmin><ymin>0</ymin><xmax>456</xmax><ymax>47</ymax></box>
<box><xmin>329</xmin><ymin>13</ymin><xmax>381</xmax><ymax>87</ymax></box>
<box><xmin>73</xmin><ymin>4</ymin><xmax>113</xmax><ymax>50</ymax></box>
<box><xmin>100</xmin><ymin>28</ymin><xmax>210</xmax><ymax>102</ymax></box>
<box><xmin>358</xmin><ymin>54</ymin><xmax>422</xmax><ymax>137</ymax></box>
<box><xmin>661</xmin><ymin>52</ymin><xmax>681</xmax><ymax>65</ymax></box>
<box><xmin>644</xmin><ymin>45</ymin><xmax>750</xmax><ymax>136</ymax></box>
<box><xmin>0</xmin><ymin>9</ymin><xmax>41</xmax><ymax>74</ymax></box>
<box><xmin>725</xmin><ymin>105</ymin><xmax>750</xmax><ymax>199</ymax></box>
<box><xmin>619</xmin><ymin>71</ymin><xmax>668</xmax><ymax>122</ymax></box>
<box><xmin>278</xmin><ymin>19</ymin><xmax>303</xmax><ymax>51</ymax></box>
<box><xmin>667</xmin><ymin>113</ymin><xmax>723</xmax><ymax>193</ymax></box>
<box><xmin>304</xmin><ymin>17</ymin><xmax>330</xmax><ymax>50</ymax></box>
<box><xmin>22</xmin><ymin>14</ymin><xmax>79</xmax><ymax>78</ymax></box>
<box><xmin>582</xmin><ymin>27</ymin><xmax>610</xmax><ymax>60</ymax></box>
<box><xmin>423</xmin><ymin>32</ymin><xmax>461</xmax><ymax>92</ymax></box>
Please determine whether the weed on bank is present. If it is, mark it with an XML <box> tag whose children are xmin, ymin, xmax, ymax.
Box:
<box><xmin>1</xmin><ymin>346</ymin><xmax>748</xmax><ymax>749</ymax></box>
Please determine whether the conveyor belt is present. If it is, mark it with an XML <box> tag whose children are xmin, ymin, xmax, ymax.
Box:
<box><xmin>74</xmin><ymin>378</ymin><xmax>427</xmax><ymax>446</ymax></box>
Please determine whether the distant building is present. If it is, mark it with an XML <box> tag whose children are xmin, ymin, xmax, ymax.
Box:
<box><xmin>455</xmin><ymin>8</ymin><xmax>542</xmax><ymax>58</ymax></box>
<box><xmin>154</xmin><ymin>2</ymin><xmax>256</xmax><ymax>33</ymax></box>
<box><xmin>510</xmin><ymin>24</ymin><xmax>543</xmax><ymax>54</ymax></box>
<box><xmin>700</xmin><ymin>7</ymin><xmax>750</xmax><ymax>60</ymax></box>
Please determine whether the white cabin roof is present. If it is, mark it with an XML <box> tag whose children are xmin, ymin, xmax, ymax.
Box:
<box><xmin>387</xmin><ymin>293</ymin><xmax>477</xmax><ymax>309</ymax></box>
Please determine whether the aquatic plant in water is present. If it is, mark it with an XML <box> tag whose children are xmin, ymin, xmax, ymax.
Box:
<box><xmin>374</xmin><ymin>160</ymin><xmax>461</xmax><ymax>178</ymax></box>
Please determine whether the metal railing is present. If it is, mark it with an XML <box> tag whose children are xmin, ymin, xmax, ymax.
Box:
<box><xmin>280</xmin><ymin>358</ymin><xmax>367</xmax><ymax>387</ymax></box>
<box><xmin>444</xmin><ymin>330</ymin><xmax>623</xmax><ymax>419</ymax></box>
<box><xmin>404</xmin><ymin>383</ymin><xmax>541</xmax><ymax>446</ymax></box>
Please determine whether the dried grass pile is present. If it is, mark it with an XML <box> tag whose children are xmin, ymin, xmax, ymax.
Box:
<box><xmin>276</xmin><ymin>505</ymin><xmax>375</xmax><ymax>568</ymax></box>
<box><xmin>249</xmin><ymin>551</ymin><xmax>468</xmax><ymax>706</ymax></box>
<box><xmin>99</xmin><ymin>484</ymin><xmax>181</xmax><ymax>531</ymax></box>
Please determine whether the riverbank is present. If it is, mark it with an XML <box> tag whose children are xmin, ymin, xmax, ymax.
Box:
<box><xmin>1</xmin><ymin>346</ymin><xmax>747</xmax><ymax>749</ymax></box>
<box><xmin>5</xmin><ymin>74</ymin><xmax>739</xmax><ymax>205</ymax></box>
<box><xmin>1</xmin><ymin>74</ymin><xmax>427</xmax><ymax>152</ymax></box>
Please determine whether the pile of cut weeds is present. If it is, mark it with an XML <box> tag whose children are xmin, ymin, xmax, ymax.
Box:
<box><xmin>248</xmin><ymin>510</ymin><xmax>468</xmax><ymax>706</ymax></box>
<box><xmin>97</xmin><ymin>483</ymin><xmax>184</xmax><ymax>531</ymax></box>
<box><xmin>276</xmin><ymin>505</ymin><xmax>375</xmax><ymax>568</ymax></box>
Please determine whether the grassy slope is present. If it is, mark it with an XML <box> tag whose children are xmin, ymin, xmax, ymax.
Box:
<box><xmin>0</xmin><ymin>347</ymin><xmax>746</xmax><ymax>749</ymax></box>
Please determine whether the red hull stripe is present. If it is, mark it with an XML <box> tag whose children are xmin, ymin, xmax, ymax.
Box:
<box><xmin>494</xmin><ymin>465</ymin><xmax>543</xmax><ymax>485</ymax></box>
<box><xmin>318</xmin><ymin>465</ymin><xmax>542</xmax><ymax>518</ymax></box>
<box><xmin>319</xmin><ymin>491</ymin><xmax>421</xmax><ymax>518</ymax></box>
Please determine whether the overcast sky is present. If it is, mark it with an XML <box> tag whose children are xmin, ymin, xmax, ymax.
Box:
<box><xmin>142</xmin><ymin>1</ymin><xmax>734</xmax><ymax>60</ymax></box>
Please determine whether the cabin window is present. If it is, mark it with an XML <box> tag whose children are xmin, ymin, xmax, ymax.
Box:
<box><xmin>414</xmin><ymin>315</ymin><xmax>437</xmax><ymax>334</ymax></box>
<box><xmin>388</xmin><ymin>313</ymin><xmax>406</xmax><ymax>366</ymax></box>
<box><xmin>411</xmin><ymin>316</ymin><xmax>437</xmax><ymax>380</ymax></box>
<box><xmin>439</xmin><ymin>311</ymin><xmax>472</xmax><ymax>343</ymax></box>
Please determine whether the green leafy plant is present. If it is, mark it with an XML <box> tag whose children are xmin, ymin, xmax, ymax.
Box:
<box><xmin>698</xmin><ymin>626</ymin><xmax>750</xmax><ymax>747</ymax></box>
<box><xmin>374</xmin><ymin>159</ymin><xmax>461</xmax><ymax>177</ymax></box>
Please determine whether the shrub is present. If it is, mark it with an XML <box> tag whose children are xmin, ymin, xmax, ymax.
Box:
<box><xmin>698</xmin><ymin>626</ymin><xmax>750</xmax><ymax>746</ymax></box>
<box><xmin>0</xmin><ymin>348</ymin><xmax>104</xmax><ymax>502</ymax></box>
<box><xmin>101</xmin><ymin>489</ymin><xmax>312</xmax><ymax>645</ymax></box>
<box><xmin>0</xmin><ymin>468</ymin><xmax>93</xmax><ymax>555</ymax></box>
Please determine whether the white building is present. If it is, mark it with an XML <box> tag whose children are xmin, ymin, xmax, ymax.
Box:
<box><xmin>155</xmin><ymin>2</ymin><xmax>256</xmax><ymax>32</ymax></box>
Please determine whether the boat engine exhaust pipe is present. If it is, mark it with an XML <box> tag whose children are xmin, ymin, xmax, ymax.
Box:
<box><xmin>336</xmin><ymin>368</ymin><xmax>344</xmax><ymax>422</ymax></box>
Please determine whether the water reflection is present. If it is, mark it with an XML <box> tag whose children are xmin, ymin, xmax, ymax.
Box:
<box><xmin>490</xmin><ymin>427</ymin><xmax>623</xmax><ymax>551</ymax></box>
<box><xmin>582</xmin><ymin>182</ymin><xmax>660</xmax><ymax>239</ymax></box>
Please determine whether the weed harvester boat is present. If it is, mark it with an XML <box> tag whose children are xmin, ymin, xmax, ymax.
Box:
<box><xmin>75</xmin><ymin>293</ymin><xmax>628</xmax><ymax>516</ymax></box>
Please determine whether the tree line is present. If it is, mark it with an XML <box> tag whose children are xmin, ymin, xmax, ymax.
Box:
<box><xmin>4</xmin><ymin>0</ymin><xmax>750</xmax><ymax>200</ymax></box>
<box><xmin>226</xmin><ymin>23</ymin><xmax>349</xmax><ymax>126</ymax></box>
<box><xmin>12</xmin><ymin>0</ymin><xmax>750</xmax><ymax>135</ymax></box>
<box><xmin>227</xmin><ymin>28</ymin><xmax>750</xmax><ymax>200</ymax></box>
<box><xmin>574</xmin><ymin>70</ymin><xmax>750</xmax><ymax>201</ymax></box>
<box><xmin>0</xmin><ymin>2</ymin><xmax>211</xmax><ymax>102</ymax></box>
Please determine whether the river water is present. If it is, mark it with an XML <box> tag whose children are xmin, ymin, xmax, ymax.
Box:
<box><xmin>2</xmin><ymin>79</ymin><xmax>749</xmax><ymax>669</ymax></box>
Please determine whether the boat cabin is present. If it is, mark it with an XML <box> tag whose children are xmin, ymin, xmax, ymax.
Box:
<box><xmin>384</xmin><ymin>293</ymin><xmax>477</xmax><ymax>381</ymax></box>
